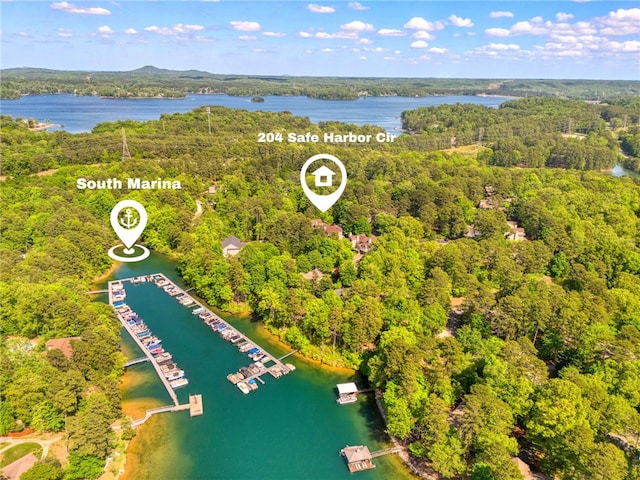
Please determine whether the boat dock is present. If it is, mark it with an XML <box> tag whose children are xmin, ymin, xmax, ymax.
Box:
<box><xmin>147</xmin><ymin>272</ymin><xmax>295</xmax><ymax>395</ymax></box>
<box><xmin>108</xmin><ymin>277</ymin><xmax>203</xmax><ymax>425</ymax></box>
<box><xmin>340</xmin><ymin>445</ymin><xmax>404</xmax><ymax>473</ymax></box>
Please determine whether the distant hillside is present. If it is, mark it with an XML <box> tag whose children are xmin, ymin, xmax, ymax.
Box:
<box><xmin>1</xmin><ymin>66</ymin><xmax>638</xmax><ymax>100</ymax></box>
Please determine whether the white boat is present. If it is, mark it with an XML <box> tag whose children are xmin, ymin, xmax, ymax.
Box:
<box><xmin>236</xmin><ymin>382</ymin><xmax>250</xmax><ymax>394</ymax></box>
<box><xmin>164</xmin><ymin>369</ymin><xmax>185</xmax><ymax>380</ymax></box>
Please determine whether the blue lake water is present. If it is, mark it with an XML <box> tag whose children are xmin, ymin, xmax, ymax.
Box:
<box><xmin>1</xmin><ymin>93</ymin><xmax>508</xmax><ymax>133</ymax></box>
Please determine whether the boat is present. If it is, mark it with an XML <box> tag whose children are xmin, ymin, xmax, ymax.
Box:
<box><xmin>247</xmin><ymin>347</ymin><xmax>260</xmax><ymax>356</ymax></box>
<box><xmin>193</xmin><ymin>307</ymin><xmax>205</xmax><ymax>315</ymax></box>
<box><xmin>149</xmin><ymin>347</ymin><xmax>164</xmax><ymax>354</ymax></box>
<box><xmin>236</xmin><ymin>382</ymin><xmax>251</xmax><ymax>394</ymax></box>
<box><xmin>170</xmin><ymin>378</ymin><xmax>189</xmax><ymax>389</ymax></box>
<box><xmin>247</xmin><ymin>378</ymin><xmax>258</xmax><ymax>390</ymax></box>
<box><xmin>154</xmin><ymin>352</ymin><xmax>172</xmax><ymax>363</ymax></box>
<box><xmin>164</xmin><ymin>369</ymin><xmax>185</xmax><ymax>380</ymax></box>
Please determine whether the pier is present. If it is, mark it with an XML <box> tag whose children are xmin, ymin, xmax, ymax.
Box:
<box><xmin>124</xmin><ymin>356</ymin><xmax>150</xmax><ymax>367</ymax></box>
<box><xmin>148</xmin><ymin>273</ymin><xmax>295</xmax><ymax>395</ymax></box>
<box><xmin>108</xmin><ymin>277</ymin><xmax>203</xmax><ymax>426</ymax></box>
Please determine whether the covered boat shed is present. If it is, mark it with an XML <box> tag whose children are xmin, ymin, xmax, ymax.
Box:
<box><xmin>340</xmin><ymin>445</ymin><xmax>375</xmax><ymax>473</ymax></box>
<box><xmin>336</xmin><ymin>382</ymin><xmax>358</xmax><ymax>404</ymax></box>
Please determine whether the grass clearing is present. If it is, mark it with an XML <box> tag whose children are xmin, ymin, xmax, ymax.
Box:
<box><xmin>0</xmin><ymin>442</ymin><xmax>43</xmax><ymax>467</ymax></box>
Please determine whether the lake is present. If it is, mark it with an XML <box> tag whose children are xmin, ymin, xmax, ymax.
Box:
<box><xmin>97</xmin><ymin>253</ymin><xmax>414</xmax><ymax>480</ymax></box>
<box><xmin>2</xmin><ymin>93</ymin><xmax>508</xmax><ymax>134</ymax></box>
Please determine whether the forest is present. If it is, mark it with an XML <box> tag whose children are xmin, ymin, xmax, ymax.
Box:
<box><xmin>1</xmin><ymin>96</ymin><xmax>640</xmax><ymax>479</ymax></box>
<box><xmin>2</xmin><ymin>66</ymin><xmax>639</xmax><ymax>101</ymax></box>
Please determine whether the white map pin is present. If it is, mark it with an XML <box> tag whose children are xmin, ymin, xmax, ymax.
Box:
<box><xmin>300</xmin><ymin>153</ymin><xmax>347</xmax><ymax>213</ymax></box>
<box><xmin>108</xmin><ymin>200</ymin><xmax>150</xmax><ymax>262</ymax></box>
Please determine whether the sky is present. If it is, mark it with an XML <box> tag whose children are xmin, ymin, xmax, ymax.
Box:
<box><xmin>1</xmin><ymin>1</ymin><xmax>639</xmax><ymax>79</ymax></box>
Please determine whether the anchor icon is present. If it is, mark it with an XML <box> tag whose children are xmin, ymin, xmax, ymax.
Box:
<box><xmin>119</xmin><ymin>208</ymin><xmax>139</xmax><ymax>229</ymax></box>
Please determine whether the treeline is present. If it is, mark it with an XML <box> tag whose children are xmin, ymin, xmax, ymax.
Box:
<box><xmin>2</xmin><ymin>66</ymin><xmax>638</xmax><ymax>100</ymax></box>
<box><xmin>0</xmin><ymin>161</ymin><xmax>197</xmax><ymax>479</ymax></box>
<box><xmin>402</xmin><ymin>97</ymin><xmax>640</xmax><ymax>170</ymax></box>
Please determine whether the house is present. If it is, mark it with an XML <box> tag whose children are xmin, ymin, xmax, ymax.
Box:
<box><xmin>348</xmin><ymin>233</ymin><xmax>374</xmax><ymax>254</ymax></box>
<box><xmin>221</xmin><ymin>236</ymin><xmax>246</xmax><ymax>257</ymax></box>
<box><xmin>465</xmin><ymin>225</ymin><xmax>480</xmax><ymax>238</ymax></box>
<box><xmin>478</xmin><ymin>198</ymin><xmax>500</xmax><ymax>210</ymax></box>
<box><xmin>311</xmin><ymin>165</ymin><xmax>336</xmax><ymax>187</ymax></box>
<box><xmin>46</xmin><ymin>336</ymin><xmax>81</xmax><ymax>359</ymax></box>
<box><xmin>311</xmin><ymin>219</ymin><xmax>344</xmax><ymax>239</ymax></box>
<box><xmin>505</xmin><ymin>221</ymin><xmax>526</xmax><ymax>241</ymax></box>
<box><xmin>207</xmin><ymin>184</ymin><xmax>219</xmax><ymax>194</ymax></box>
<box><xmin>301</xmin><ymin>269</ymin><xmax>324</xmax><ymax>281</ymax></box>
<box><xmin>1</xmin><ymin>452</ymin><xmax>39</xmax><ymax>480</ymax></box>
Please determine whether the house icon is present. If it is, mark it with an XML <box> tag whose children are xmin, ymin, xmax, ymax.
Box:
<box><xmin>312</xmin><ymin>165</ymin><xmax>336</xmax><ymax>187</ymax></box>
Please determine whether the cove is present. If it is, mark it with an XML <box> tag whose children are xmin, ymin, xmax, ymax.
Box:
<box><xmin>97</xmin><ymin>252</ymin><xmax>414</xmax><ymax>480</ymax></box>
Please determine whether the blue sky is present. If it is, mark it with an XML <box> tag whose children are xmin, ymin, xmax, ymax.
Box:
<box><xmin>1</xmin><ymin>1</ymin><xmax>639</xmax><ymax>79</ymax></box>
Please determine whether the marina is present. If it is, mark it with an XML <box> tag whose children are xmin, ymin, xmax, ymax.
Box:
<box><xmin>149</xmin><ymin>272</ymin><xmax>295</xmax><ymax>395</ymax></box>
<box><xmin>107</xmin><ymin>254</ymin><xmax>408</xmax><ymax>480</ymax></box>
<box><xmin>108</xmin><ymin>277</ymin><xmax>203</xmax><ymax>423</ymax></box>
<box><xmin>114</xmin><ymin>273</ymin><xmax>295</xmax><ymax>396</ymax></box>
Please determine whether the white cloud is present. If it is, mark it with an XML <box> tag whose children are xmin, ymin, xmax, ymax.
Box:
<box><xmin>394</xmin><ymin>49</ymin><xmax>401</xmax><ymax>54</ymax></box>
<box><xmin>263</xmin><ymin>31</ymin><xmax>286</xmax><ymax>38</ymax></box>
<box><xmin>603</xmin><ymin>40</ymin><xmax>640</xmax><ymax>52</ymax></box>
<box><xmin>348</xmin><ymin>2</ymin><xmax>369</xmax><ymax>11</ymax></box>
<box><xmin>377</xmin><ymin>28</ymin><xmax>405</xmax><ymax>37</ymax></box>
<box><xmin>597</xmin><ymin>8</ymin><xmax>640</xmax><ymax>35</ymax></box>
<box><xmin>410</xmin><ymin>40</ymin><xmax>429</xmax><ymax>49</ymax></box>
<box><xmin>510</xmin><ymin>20</ymin><xmax>548</xmax><ymax>35</ymax></box>
<box><xmin>490</xmin><ymin>11</ymin><xmax>514</xmax><ymax>19</ymax></box>
<box><xmin>229</xmin><ymin>21</ymin><xmax>260</xmax><ymax>32</ymax></box>
<box><xmin>314</xmin><ymin>31</ymin><xmax>358</xmax><ymax>39</ymax></box>
<box><xmin>307</xmin><ymin>4</ymin><xmax>335</xmax><ymax>13</ymax></box>
<box><xmin>413</xmin><ymin>30</ymin><xmax>434</xmax><ymax>40</ymax></box>
<box><xmin>252</xmin><ymin>48</ymin><xmax>267</xmax><ymax>53</ymax></box>
<box><xmin>320</xmin><ymin>47</ymin><xmax>334</xmax><ymax>52</ymax></box>
<box><xmin>383</xmin><ymin>56</ymin><xmax>395</xmax><ymax>60</ymax></box>
<box><xmin>297</xmin><ymin>31</ymin><xmax>313</xmax><ymax>38</ymax></box>
<box><xmin>340</xmin><ymin>20</ymin><xmax>374</xmax><ymax>32</ymax></box>
<box><xmin>556</xmin><ymin>12</ymin><xmax>574</xmax><ymax>22</ymax></box>
<box><xmin>98</xmin><ymin>25</ymin><xmax>113</xmax><ymax>34</ymax></box>
<box><xmin>57</xmin><ymin>28</ymin><xmax>73</xmax><ymax>37</ymax></box>
<box><xmin>145</xmin><ymin>24</ymin><xmax>205</xmax><ymax>36</ymax></box>
<box><xmin>359</xmin><ymin>56</ymin><xmax>367</xmax><ymax>60</ymax></box>
<box><xmin>488</xmin><ymin>43</ymin><xmax>520</xmax><ymax>50</ymax></box>
<box><xmin>404</xmin><ymin>17</ymin><xmax>445</xmax><ymax>31</ymax></box>
<box><xmin>239</xmin><ymin>35</ymin><xmax>257</xmax><ymax>41</ymax></box>
<box><xmin>449</xmin><ymin>14</ymin><xmax>474</xmax><ymax>27</ymax></box>
<box><xmin>357</xmin><ymin>38</ymin><xmax>373</xmax><ymax>45</ymax></box>
<box><xmin>485</xmin><ymin>28</ymin><xmax>510</xmax><ymax>37</ymax></box>
<box><xmin>429</xmin><ymin>47</ymin><xmax>447</xmax><ymax>54</ymax></box>
<box><xmin>50</xmin><ymin>1</ymin><xmax>110</xmax><ymax>15</ymax></box>
<box><xmin>124</xmin><ymin>28</ymin><xmax>137</xmax><ymax>35</ymax></box>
